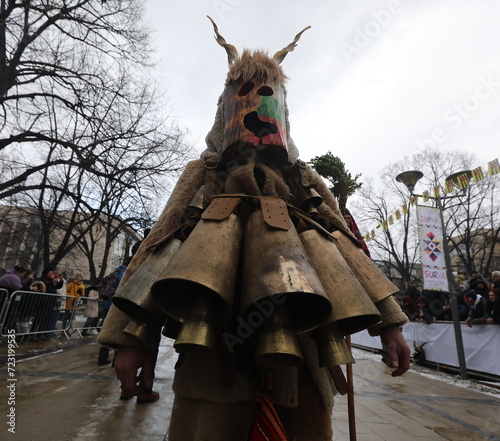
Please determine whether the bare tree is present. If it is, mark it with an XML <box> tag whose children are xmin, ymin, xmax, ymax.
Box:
<box><xmin>0</xmin><ymin>0</ymin><xmax>192</xmax><ymax>274</ymax></box>
<box><xmin>352</xmin><ymin>149</ymin><xmax>499</xmax><ymax>285</ymax></box>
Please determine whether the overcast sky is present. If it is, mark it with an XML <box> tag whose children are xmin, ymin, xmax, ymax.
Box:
<box><xmin>144</xmin><ymin>0</ymin><xmax>500</xmax><ymax>182</ymax></box>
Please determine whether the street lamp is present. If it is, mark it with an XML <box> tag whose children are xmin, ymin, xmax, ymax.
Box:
<box><xmin>395</xmin><ymin>170</ymin><xmax>468</xmax><ymax>380</ymax></box>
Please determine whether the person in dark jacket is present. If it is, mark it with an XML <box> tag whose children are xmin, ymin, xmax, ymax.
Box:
<box><xmin>467</xmin><ymin>271</ymin><xmax>488</xmax><ymax>291</ymax></box>
<box><xmin>464</xmin><ymin>291</ymin><xmax>488</xmax><ymax>327</ymax></box>
<box><xmin>30</xmin><ymin>268</ymin><xmax>64</xmax><ymax>341</ymax></box>
<box><xmin>415</xmin><ymin>296</ymin><xmax>436</xmax><ymax>324</ymax></box>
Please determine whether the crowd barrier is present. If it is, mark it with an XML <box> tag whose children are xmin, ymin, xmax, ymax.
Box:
<box><xmin>351</xmin><ymin>321</ymin><xmax>500</xmax><ymax>378</ymax></box>
<box><xmin>0</xmin><ymin>289</ymin><xmax>102</xmax><ymax>345</ymax></box>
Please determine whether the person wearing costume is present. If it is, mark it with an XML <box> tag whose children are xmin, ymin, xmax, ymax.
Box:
<box><xmin>98</xmin><ymin>18</ymin><xmax>410</xmax><ymax>441</ymax></box>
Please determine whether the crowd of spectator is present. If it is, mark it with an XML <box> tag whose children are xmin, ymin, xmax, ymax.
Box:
<box><xmin>0</xmin><ymin>266</ymin><xmax>114</xmax><ymax>342</ymax></box>
<box><xmin>399</xmin><ymin>270</ymin><xmax>500</xmax><ymax>326</ymax></box>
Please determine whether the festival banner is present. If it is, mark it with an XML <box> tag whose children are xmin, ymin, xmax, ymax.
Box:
<box><xmin>416</xmin><ymin>205</ymin><xmax>449</xmax><ymax>291</ymax></box>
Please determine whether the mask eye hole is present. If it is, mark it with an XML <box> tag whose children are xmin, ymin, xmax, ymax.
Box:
<box><xmin>238</xmin><ymin>82</ymin><xmax>254</xmax><ymax>96</ymax></box>
<box><xmin>257</xmin><ymin>86</ymin><xmax>273</xmax><ymax>96</ymax></box>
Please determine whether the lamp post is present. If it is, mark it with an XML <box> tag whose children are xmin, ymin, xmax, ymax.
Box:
<box><xmin>395</xmin><ymin>170</ymin><xmax>468</xmax><ymax>380</ymax></box>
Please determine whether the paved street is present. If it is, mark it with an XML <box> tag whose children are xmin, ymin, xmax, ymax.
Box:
<box><xmin>1</xmin><ymin>336</ymin><xmax>499</xmax><ymax>440</ymax></box>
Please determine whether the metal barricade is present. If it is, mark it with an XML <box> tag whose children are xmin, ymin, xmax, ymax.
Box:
<box><xmin>0</xmin><ymin>290</ymin><xmax>74</xmax><ymax>344</ymax></box>
<box><xmin>69</xmin><ymin>297</ymin><xmax>102</xmax><ymax>337</ymax></box>
<box><xmin>0</xmin><ymin>288</ymin><xmax>9</xmax><ymax>330</ymax></box>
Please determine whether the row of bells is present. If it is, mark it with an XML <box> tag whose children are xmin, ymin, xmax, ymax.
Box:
<box><xmin>113</xmin><ymin>196</ymin><xmax>398</xmax><ymax>369</ymax></box>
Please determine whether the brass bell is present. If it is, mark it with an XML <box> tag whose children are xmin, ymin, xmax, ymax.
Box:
<box><xmin>254</xmin><ymin>303</ymin><xmax>303</xmax><ymax>368</ymax></box>
<box><xmin>299</xmin><ymin>229</ymin><xmax>381</xmax><ymax>335</ymax></box>
<box><xmin>173</xmin><ymin>294</ymin><xmax>217</xmax><ymax>354</ymax></box>
<box><xmin>151</xmin><ymin>212</ymin><xmax>241</xmax><ymax>323</ymax></box>
<box><xmin>331</xmin><ymin>231</ymin><xmax>399</xmax><ymax>304</ymax></box>
<box><xmin>112</xmin><ymin>237</ymin><xmax>183</xmax><ymax>325</ymax></box>
<box><xmin>296</xmin><ymin>187</ymin><xmax>323</xmax><ymax>213</ymax></box>
<box><xmin>313</xmin><ymin>323</ymin><xmax>355</xmax><ymax>367</ymax></box>
<box><xmin>150</xmin><ymin>211</ymin><xmax>242</xmax><ymax>353</ymax></box>
<box><xmin>240</xmin><ymin>209</ymin><xmax>332</xmax><ymax>333</ymax></box>
<box><xmin>123</xmin><ymin>320</ymin><xmax>158</xmax><ymax>349</ymax></box>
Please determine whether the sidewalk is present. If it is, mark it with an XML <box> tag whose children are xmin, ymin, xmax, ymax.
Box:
<box><xmin>0</xmin><ymin>331</ymin><xmax>94</xmax><ymax>365</ymax></box>
<box><xmin>1</xmin><ymin>336</ymin><xmax>500</xmax><ymax>441</ymax></box>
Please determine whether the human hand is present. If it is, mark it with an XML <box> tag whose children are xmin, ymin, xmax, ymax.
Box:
<box><xmin>465</xmin><ymin>319</ymin><xmax>472</xmax><ymax>328</ymax></box>
<box><xmin>379</xmin><ymin>326</ymin><xmax>410</xmax><ymax>377</ymax></box>
<box><xmin>486</xmin><ymin>318</ymin><xmax>493</xmax><ymax>324</ymax></box>
<box><xmin>114</xmin><ymin>346</ymin><xmax>156</xmax><ymax>396</ymax></box>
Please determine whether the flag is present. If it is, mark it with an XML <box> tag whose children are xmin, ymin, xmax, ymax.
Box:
<box><xmin>471</xmin><ymin>166</ymin><xmax>485</xmax><ymax>183</ymax></box>
<box><xmin>456</xmin><ymin>172</ymin><xmax>470</xmax><ymax>189</ymax></box>
<box><xmin>488</xmin><ymin>158</ymin><xmax>500</xmax><ymax>176</ymax></box>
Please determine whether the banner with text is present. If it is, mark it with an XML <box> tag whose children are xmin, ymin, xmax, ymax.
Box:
<box><xmin>416</xmin><ymin>205</ymin><xmax>449</xmax><ymax>291</ymax></box>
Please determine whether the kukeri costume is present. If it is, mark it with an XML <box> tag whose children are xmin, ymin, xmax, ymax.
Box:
<box><xmin>98</xmin><ymin>18</ymin><xmax>408</xmax><ymax>441</ymax></box>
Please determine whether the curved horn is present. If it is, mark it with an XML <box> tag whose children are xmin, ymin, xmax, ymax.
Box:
<box><xmin>207</xmin><ymin>15</ymin><xmax>239</xmax><ymax>64</ymax></box>
<box><xmin>273</xmin><ymin>26</ymin><xmax>311</xmax><ymax>64</ymax></box>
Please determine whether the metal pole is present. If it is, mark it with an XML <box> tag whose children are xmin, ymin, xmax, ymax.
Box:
<box><xmin>345</xmin><ymin>335</ymin><xmax>357</xmax><ymax>441</ymax></box>
<box><xmin>436</xmin><ymin>196</ymin><xmax>468</xmax><ymax>380</ymax></box>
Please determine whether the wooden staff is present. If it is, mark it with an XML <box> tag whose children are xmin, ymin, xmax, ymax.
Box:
<box><xmin>346</xmin><ymin>335</ymin><xmax>357</xmax><ymax>441</ymax></box>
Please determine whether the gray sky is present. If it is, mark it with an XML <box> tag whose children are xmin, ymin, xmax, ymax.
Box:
<box><xmin>144</xmin><ymin>0</ymin><xmax>500</xmax><ymax>182</ymax></box>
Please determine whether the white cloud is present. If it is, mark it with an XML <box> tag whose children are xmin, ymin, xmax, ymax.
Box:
<box><xmin>145</xmin><ymin>0</ymin><xmax>500</xmax><ymax>178</ymax></box>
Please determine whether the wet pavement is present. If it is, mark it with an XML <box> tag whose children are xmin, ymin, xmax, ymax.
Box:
<box><xmin>1</xmin><ymin>335</ymin><xmax>499</xmax><ymax>441</ymax></box>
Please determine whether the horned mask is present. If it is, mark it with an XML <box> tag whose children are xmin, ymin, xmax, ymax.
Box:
<box><xmin>202</xmin><ymin>17</ymin><xmax>310</xmax><ymax>166</ymax></box>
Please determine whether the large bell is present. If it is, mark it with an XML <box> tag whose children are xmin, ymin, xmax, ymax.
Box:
<box><xmin>313</xmin><ymin>323</ymin><xmax>355</xmax><ymax>367</ymax></box>
<box><xmin>150</xmin><ymin>211</ymin><xmax>242</xmax><ymax>352</ymax></box>
<box><xmin>331</xmin><ymin>231</ymin><xmax>399</xmax><ymax>303</ymax></box>
<box><xmin>253</xmin><ymin>303</ymin><xmax>303</xmax><ymax>368</ymax></box>
<box><xmin>112</xmin><ymin>237</ymin><xmax>183</xmax><ymax>325</ymax></box>
<box><xmin>299</xmin><ymin>229</ymin><xmax>381</xmax><ymax>335</ymax></box>
<box><xmin>240</xmin><ymin>208</ymin><xmax>332</xmax><ymax>333</ymax></box>
<box><xmin>172</xmin><ymin>293</ymin><xmax>217</xmax><ymax>354</ymax></box>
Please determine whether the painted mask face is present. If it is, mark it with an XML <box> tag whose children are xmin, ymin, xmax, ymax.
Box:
<box><xmin>222</xmin><ymin>77</ymin><xmax>288</xmax><ymax>163</ymax></box>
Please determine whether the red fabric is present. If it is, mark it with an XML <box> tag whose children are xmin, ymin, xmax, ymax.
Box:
<box><xmin>344</xmin><ymin>208</ymin><xmax>371</xmax><ymax>258</ymax></box>
<box><xmin>248</xmin><ymin>393</ymin><xmax>289</xmax><ymax>441</ymax></box>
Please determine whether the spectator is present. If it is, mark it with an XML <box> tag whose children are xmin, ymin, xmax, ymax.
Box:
<box><xmin>415</xmin><ymin>296</ymin><xmax>436</xmax><ymax>324</ymax></box>
<box><xmin>467</xmin><ymin>270</ymin><xmax>488</xmax><ymax>291</ymax></box>
<box><xmin>0</xmin><ymin>265</ymin><xmax>26</xmax><ymax>333</ymax></box>
<box><xmin>401</xmin><ymin>295</ymin><xmax>419</xmax><ymax>321</ymax></box>
<box><xmin>31</xmin><ymin>268</ymin><xmax>64</xmax><ymax>341</ymax></box>
<box><xmin>82</xmin><ymin>284</ymin><xmax>100</xmax><ymax>336</ymax></box>
<box><xmin>464</xmin><ymin>291</ymin><xmax>488</xmax><ymax>327</ymax></box>
<box><xmin>473</xmin><ymin>281</ymin><xmax>489</xmax><ymax>299</ymax></box>
<box><xmin>491</xmin><ymin>271</ymin><xmax>500</xmax><ymax>290</ymax></box>
<box><xmin>97</xmin><ymin>264</ymin><xmax>126</xmax><ymax>365</ymax></box>
<box><xmin>486</xmin><ymin>289</ymin><xmax>500</xmax><ymax>324</ymax></box>
<box><xmin>21</xmin><ymin>270</ymin><xmax>35</xmax><ymax>290</ymax></box>
<box><xmin>404</xmin><ymin>282</ymin><xmax>421</xmax><ymax>304</ymax></box>
<box><xmin>64</xmin><ymin>272</ymin><xmax>85</xmax><ymax>329</ymax></box>
<box><xmin>0</xmin><ymin>265</ymin><xmax>27</xmax><ymax>293</ymax></box>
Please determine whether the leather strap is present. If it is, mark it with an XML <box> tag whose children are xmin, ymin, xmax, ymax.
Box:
<box><xmin>260</xmin><ymin>197</ymin><xmax>291</xmax><ymax>231</ymax></box>
<box><xmin>203</xmin><ymin>157</ymin><xmax>220</xmax><ymax>205</ymax></box>
<box><xmin>201</xmin><ymin>196</ymin><xmax>242</xmax><ymax>221</ymax></box>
